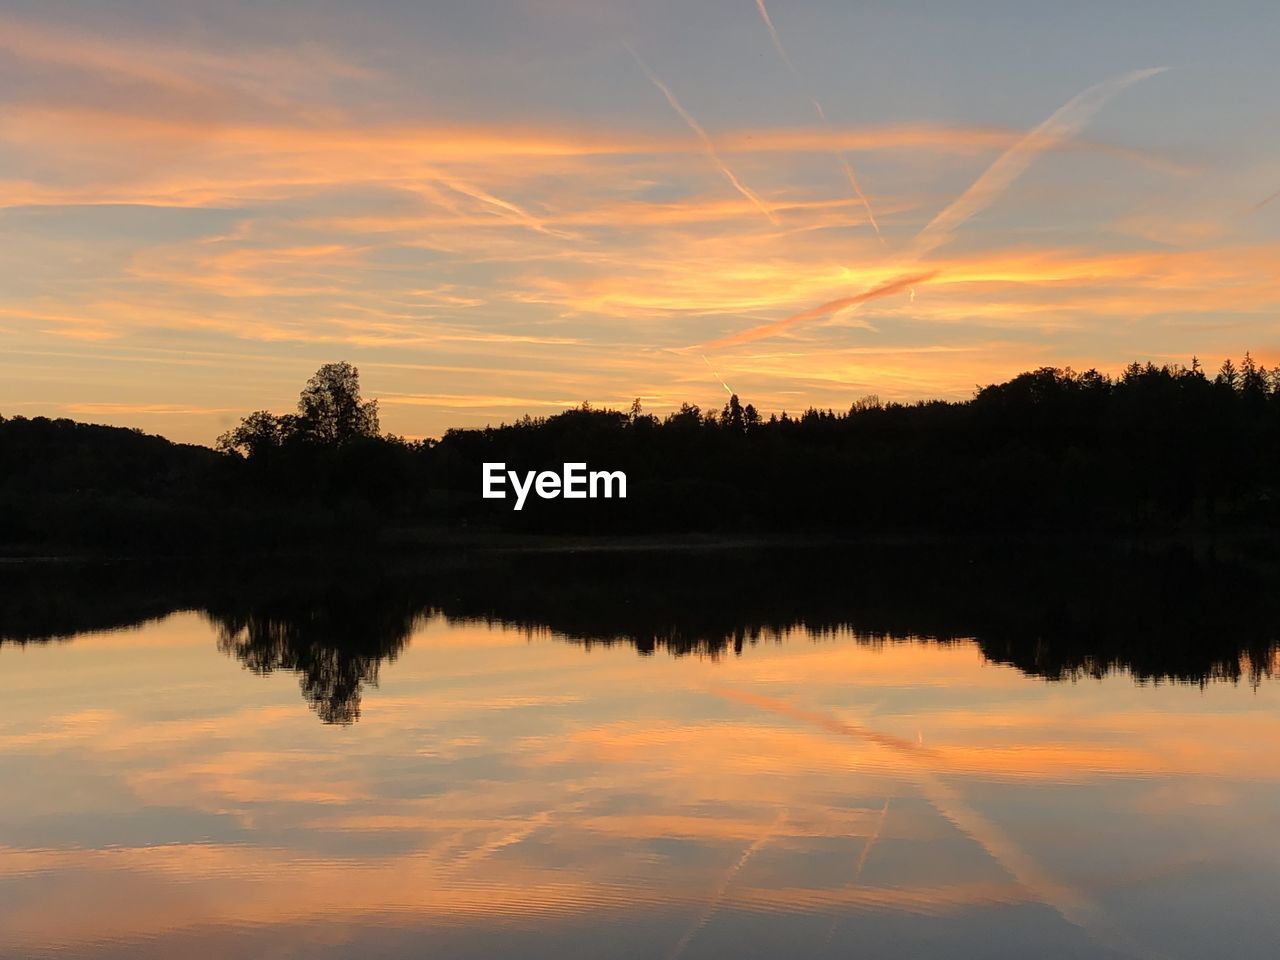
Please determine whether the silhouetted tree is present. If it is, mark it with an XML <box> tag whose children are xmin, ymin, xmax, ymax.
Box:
<box><xmin>1218</xmin><ymin>357</ymin><xmax>1239</xmax><ymax>390</ymax></box>
<box><xmin>217</xmin><ymin>362</ymin><xmax>380</xmax><ymax>456</ymax></box>
<box><xmin>296</xmin><ymin>361</ymin><xmax>380</xmax><ymax>446</ymax></box>
<box><xmin>216</xmin><ymin>410</ymin><xmax>291</xmax><ymax>458</ymax></box>
<box><xmin>721</xmin><ymin>393</ymin><xmax>746</xmax><ymax>433</ymax></box>
<box><xmin>1241</xmin><ymin>351</ymin><xmax>1268</xmax><ymax>406</ymax></box>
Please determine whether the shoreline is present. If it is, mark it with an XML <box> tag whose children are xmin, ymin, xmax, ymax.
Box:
<box><xmin>3</xmin><ymin>524</ymin><xmax>1278</xmax><ymax>566</ymax></box>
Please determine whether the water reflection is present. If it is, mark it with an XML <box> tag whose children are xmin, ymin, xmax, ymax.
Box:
<box><xmin>207</xmin><ymin>594</ymin><xmax>422</xmax><ymax>724</ymax></box>
<box><xmin>1</xmin><ymin>546</ymin><xmax>1279</xmax><ymax>959</ymax></box>
<box><xmin>2</xmin><ymin>545</ymin><xmax>1277</xmax><ymax>724</ymax></box>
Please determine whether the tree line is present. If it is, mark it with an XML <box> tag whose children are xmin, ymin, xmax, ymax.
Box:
<box><xmin>3</xmin><ymin>355</ymin><xmax>1280</xmax><ymax>550</ymax></box>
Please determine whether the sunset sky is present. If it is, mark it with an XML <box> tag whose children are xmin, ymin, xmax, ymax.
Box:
<box><xmin>2</xmin><ymin>0</ymin><xmax>1278</xmax><ymax>443</ymax></box>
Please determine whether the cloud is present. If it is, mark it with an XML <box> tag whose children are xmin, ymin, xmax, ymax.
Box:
<box><xmin>626</xmin><ymin>44</ymin><xmax>777</xmax><ymax>224</ymax></box>
<box><xmin>698</xmin><ymin>272</ymin><xmax>937</xmax><ymax>349</ymax></box>
<box><xmin>63</xmin><ymin>402</ymin><xmax>241</xmax><ymax>416</ymax></box>
<box><xmin>911</xmin><ymin>67</ymin><xmax>1168</xmax><ymax>260</ymax></box>
<box><xmin>0</xmin><ymin>15</ymin><xmax>375</xmax><ymax>122</ymax></box>
<box><xmin>698</xmin><ymin>67</ymin><xmax>1168</xmax><ymax>351</ymax></box>
<box><xmin>0</xmin><ymin>16</ymin><xmax>1259</xmax><ymax>444</ymax></box>
<box><xmin>754</xmin><ymin>0</ymin><xmax>883</xmax><ymax>242</ymax></box>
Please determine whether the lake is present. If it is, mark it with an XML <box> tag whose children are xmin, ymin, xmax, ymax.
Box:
<box><xmin>1</xmin><ymin>546</ymin><xmax>1278</xmax><ymax>958</ymax></box>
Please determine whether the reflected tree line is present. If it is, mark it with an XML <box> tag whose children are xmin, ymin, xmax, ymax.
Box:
<box><xmin>2</xmin><ymin>545</ymin><xmax>1277</xmax><ymax>723</ymax></box>
<box><xmin>208</xmin><ymin>590</ymin><xmax>424</xmax><ymax>724</ymax></box>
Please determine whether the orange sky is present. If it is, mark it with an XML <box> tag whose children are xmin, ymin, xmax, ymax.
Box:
<box><xmin>2</xmin><ymin>2</ymin><xmax>1278</xmax><ymax>442</ymax></box>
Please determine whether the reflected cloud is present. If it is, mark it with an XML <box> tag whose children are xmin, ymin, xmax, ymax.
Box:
<box><xmin>2</xmin><ymin>548</ymin><xmax>1279</xmax><ymax>958</ymax></box>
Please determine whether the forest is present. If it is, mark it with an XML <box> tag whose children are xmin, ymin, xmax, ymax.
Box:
<box><xmin>2</xmin><ymin>355</ymin><xmax>1279</xmax><ymax>553</ymax></box>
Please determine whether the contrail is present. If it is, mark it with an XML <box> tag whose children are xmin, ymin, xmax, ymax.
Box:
<box><xmin>443</xmin><ymin>800</ymin><xmax>590</xmax><ymax>874</ymax></box>
<box><xmin>435</xmin><ymin>173</ymin><xmax>575</xmax><ymax>239</ymax></box>
<box><xmin>754</xmin><ymin>0</ymin><xmax>884</xmax><ymax>242</ymax></box>
<box><xmin>699</xmin><ymin>270</ymin><xmax>935</xmax><ymax>349</ymax></box>
<box><xmin>627</xmin><ymin>43</ymin><xmax>778</xmax><ymax>224</ymax></box>
<box><xmin>852</xmin><ymin>796</ymin><xmax>891</xmax><ymax>882</ymax></box>
<box><xmin>821</xmin><ymin>796</ymin><xmax>892</xmax><ymax>951</ymax></box>
<box><xmin>667</xmin><ymin>809</ymin><xmax>787</xmax><ymax>960</ymax></box>
<box><xmin>701</xmin><ymin>353</ymin><xmax>735</xmax><ymax>395</ymax></box>
<box><xmin>698</xmin><ymin>66</ymin><xmax>1165</xmax><ymax>349</ymax></box>
<box><xmin>708</xmin><ymin>685</ymin><xmax>1169</xmax><ymax>960</ymax></box>
<box><xmin>910</xmin><ymin>67</ymin><xmax>1167</xmax><ymax>260</ymax></box>
<box><xmin>755</xmin><ymin>0</ymin><xmax>801</xmax><ymax>79</ymax></box>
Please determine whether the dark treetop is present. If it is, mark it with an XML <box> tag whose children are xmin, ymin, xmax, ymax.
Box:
<box><xmin>3</xmin><ymin>354</ymin><xmax>1280</xmax><ymax>551</ymax></box>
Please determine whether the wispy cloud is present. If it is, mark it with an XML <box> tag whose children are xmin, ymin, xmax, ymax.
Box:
<box><xmin>911</xmin><ymin>67</ymin><xmax>1168</xmax><ymax>260</ymax></box>
<box><xmin>698</xmin><ymin>272</ymin><xmax>936</xmax><ymax>349</ymax></box>
<box><xmin>0</xmin><ymin>9</ymin><xmax>1268</xmax><ymax>443</ymax></box>
<box><xmin>625</xmin><ymin>43</ymin><xmax>778</xmax><ymax>224</ymax></box>
<box><xmin>700</xmin><ymin>67</ymin><xmax>1168</xmax><ymax>350</ymax></box>
<box><xmin>64</xmin><ymin>402</ymin><xmax>241</xmax><ymax>416</ymax></box>
<box><xmin>754</xmin><ymin>0</ymin><xmax>883</xmax><ymax>242</ymax></box>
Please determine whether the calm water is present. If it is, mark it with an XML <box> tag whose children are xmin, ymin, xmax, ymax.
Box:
<box><xmin>2</xmin><ymin>551</ymin><xmax>1279</xmax><ymax>958</ymax></box>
